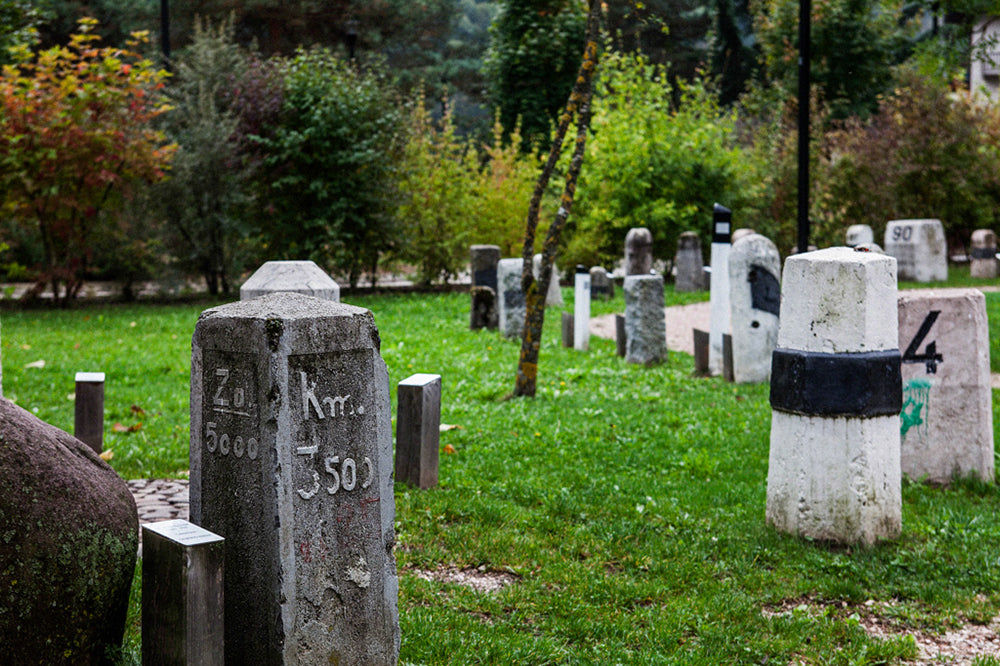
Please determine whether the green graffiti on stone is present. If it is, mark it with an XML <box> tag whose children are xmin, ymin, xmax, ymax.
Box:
<box><xmin>900</xmin><ymin>377</ymin><xmax>932</xmax><ymax>440</ymax></box>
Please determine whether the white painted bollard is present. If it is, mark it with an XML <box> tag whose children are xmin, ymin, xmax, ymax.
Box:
<box><xmin>766</xmin><ymin>247</ymin><xmax>902</xmax><ymax>545</ymax></box>
<box><xmin>846</xmin><ymin>224</ymin><xmax>874</xmax><ymax>248</ymax></box>
<box><xmin>240</xmin><ymin>260</ymin><xmax>340</xmax><ymax>302</ymax></box>
<box><xmin>708</xmin><ymin>204</ymin><xmax>732</xmax><ymax>376</ymax></box>
<box><xmin>728</xmin><ymin>234</ymin><xmax>781</xmax><ymax>383</ymax></box>
<box><xmin>497</xmin><ymin>258</ymin><xmax>525</xmax><ymax>340</ymax></box>
<box><xmin>884</xmin><ymin>219</ymin><xmax>947</xmax><ymax>282</ymax></box>
<box><xmin>573</xmin><ymin>265</ymin><xmax>590</xmax><ymax>351</ymax></box>
<box><xmin>898</xmin><ymin>289</ymin><xmax>994</xmax><ymax>483</ymax></box>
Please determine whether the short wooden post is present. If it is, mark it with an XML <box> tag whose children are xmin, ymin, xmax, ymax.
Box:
<box><xmin>142</xmin><ymin>519</ymin><xmax>225</xmax><ymax>666</ymax></box>
<box><xmin>74</xmin><ymin>372</ymin><xmax>105</xmax><ymax>453</ymax></box>
<box><xmin>561</xmin><ymin>312</ymin><xmax>573</xmax><ymax>348</ymax></box>
<box><xmin>395</xmin><ymin>374</ymin><xmax>442</xmax><ymax>489</ymax></box>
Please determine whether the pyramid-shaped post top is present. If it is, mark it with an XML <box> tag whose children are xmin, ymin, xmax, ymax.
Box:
<box><xmin>712</xmin><ymin>203</ymin><xmax>731</xmax><ymax>244</ymax></box>
<box><xmin>239</xmin><ymin>260</ymin><xmax>340</xmax><ymax>302</ymax></box>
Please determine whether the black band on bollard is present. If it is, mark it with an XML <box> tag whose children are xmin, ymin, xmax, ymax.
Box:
<box><xmin>971</xmin><ymin>247</ymin><xmax>996</xmax><ymax>260</ymax></box>
<box><xmin>770</xmin><ymin>348</ymin><xmax>902</xmax><ymax>417</ymax></box>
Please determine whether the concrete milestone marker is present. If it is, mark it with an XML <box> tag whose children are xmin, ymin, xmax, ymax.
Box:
<box><xmin>969</xmin><ymin>229</ymin><xmax>998</xmax><ymax>279</ymax></box>
<box><xmin>884</xmin><ymin>219</ymin><xmax>947</xmax><ymax>283</ymax></box>
<box><xmin>846</xmin><ymin>224</ymin><xmax>874</xmax><ymax>248</ymax></box>
<box><xmin>728</xmin><ymin>234</ymin><xmax>780</xmax><ymax>383</ymax></box>
<box><xmin>623</xmin><ymin>274</ymin><xmax>667</xmax><ymax>365</ymax></box>
<box><xmin>625</xmin><ymin>227</ymin><xmax>653</xmax><ymax>276</ymax></box>
<box><xmin>191</xmin><ymin>293</ymin><xmax>399</xmax><ymax>665</ymax></box>
<box><xmin>240</xmin><ymin>260</ymin><xmax>341</xmax><ymax>302</ymax></box>
<box><xmin>898</xmin><ymin>289</ymin><xmax>994</xmax><ymax>483</ymax></box>
<box><xmin>708</xmin><ymin>204</ymin><xmax>732</xmax><ymax>376</ymax></box>
<box><xmin>766</xmin><ymin>247</ymin><xmax>902</xmax><ymax>545</ymax></box>
<box><xmin>498</xmin><ymin>258</ymin><xmax>525</xmax><ymax>340</ymax></box>
<box><xmin>675</xmin><ymin>231</ymin><xmax>705</xmax><ymax>292</ymax></box>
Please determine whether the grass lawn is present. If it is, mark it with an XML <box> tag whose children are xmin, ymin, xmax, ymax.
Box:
<box><xmin>3</xmin><ymin>276</ymin><xmax>1000</xmax><ymax>664</ymax></box>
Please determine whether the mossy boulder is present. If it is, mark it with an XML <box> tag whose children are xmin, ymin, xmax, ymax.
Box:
<box><xmin>0</xmin><ymin>398</ymin><xmax>137</xmax><ymax>664</ymax></box>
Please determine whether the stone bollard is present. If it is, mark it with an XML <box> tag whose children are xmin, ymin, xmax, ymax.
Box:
<box><xmin>708</xmin><ymin>204</ymin><xmax>732</xmax><ymax>376</ymax></box>
<box><xmin>470</xmin><ymin>286</ymin><xmax>498</xmax><ymax>331</ymax></box>
<box><xmin>142</xmin><ymin>520</ymin><xmax>225</xmax><ymax>666</ymax></box>
<box><xmin>731</xmin><ymin>228</ymin><xmax>755</xmax><ymax>243</ymax></box>
<box><xmin>623</xmin><ymin>275</ymin><xmax>667</xmax><ymax>365</ymax></box>
<box><xmin>766</xmin><ymin>247</ymin><xmax>902</xmax><ymax>545</ymax></box>
<box><xmin>728</xmin><ymin>234</ymin><xmax>781</xmax><ymax>383</ymax></box>
<box><xmin>846</xmin><ymin>224</ymin><xmax>874</xmax><ymax>248</ymax></box>
<box><xmin>533</xmin><ymin>254</ymin><xmax>564</xmax><ymax>307</ymax></box>
<box><xmin>884</xmin><ymin>219</ymin><xmax>947</xmax><ymax>282</ymax></box>
<box><xmin>898</xmin><ymin>289</ymin><xmax>994</xmax><ymax>483</ymax></box>
<box><xmin>240</xmin><ymin>260</ymin><xmax>340</xmax><ymax>302</ymax></box>
<box><xmin>615</xmin><ymin>314</ymin><xmax>626</xmax><ymax>357</ymax></box>
<box><xmin>395</xmin><ymin>373</ymin><xmax>442</xmax><ymax>489</ymax></box>
<box><xmin>190</xmin><ymin>292</ymin><xmax>399</xmax><ymax>665</ymax></box>
<box><xmin>625</xmin><ymin>227</ymin><xmax>653</xmax><ymax>275</ymax></box>
<box><xmin>497</xmin><ymin>258</ymin><xmax>526</xmax><ymax>340</ymax></box>
<box><xmin>969</xmin><ymin>229</ymin><xmax>997</xmax><ymax>279</ymax></box>
<box><xmin>573</xmin><ymin>265</ymin><xmax>590</xmax><ymax>351</ymax></box>
<box><xmin>590</xmin><ymin>266</ymin><xmax>613</xmax><ymax>300</ymax></box>
<box><xmin>74</xmin><ymin>371</ymin><xmax>105</xmax><ymax>453</ymax></box>
<box><xmin>470</xmin><ymin>244</ymin><xmax>501</xmax><ymax>293</ymax></box>
<box><xmin>675</xmin><ymin>232</ymin><xmax>705</xmax><ymax>292</ymax></box>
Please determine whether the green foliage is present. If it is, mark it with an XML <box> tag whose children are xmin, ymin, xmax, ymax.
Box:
<box><xmin>564</xmin><ymin>51</ymin><xmax>758</xmax><ymax>268</ymax></box>
<box><xmin>821</xmin><ymin>69</ymin><xmax>1000</xmax><ymax>246</ymax></box>
<box><xmin>148</xmin><ymin>16</ymin><xmax>257</xmax><ymax>296</ymax></box>
<box><xmin>0</xmin><ymin>19</ymin><xmax>175</xmax><ymax>303</ymax></box>
<box><xmin>484</xmin><ymin>0</ymin><xmax>587</xmax><ymax>150</ymax></box>
<box><xmin>0</xmin><ymin>0</ymin><xmax>45</xmax><ymax>65</ymax></box>
<box><xmin>752</xmin><ymin>0</ymin><xmax>917</xmax><ymax>120</ymax></box>
<box><xmin>251</xmin><ymin>48</ymin><xmax>407</xmax><ymax>287</ymax></box>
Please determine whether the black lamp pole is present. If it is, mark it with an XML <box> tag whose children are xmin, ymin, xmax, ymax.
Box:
<box><xmin>797</xmin><ymin>0</ymin><xmax>811</xmax><ymax>254</ymax></box>
<box><xmin>346</xmin><ymin>20</ymin><xmax>358</xmax><ymax>62</ymax></box>
<box><xmin>160</xmin><ymin>0</ymin><xmax>171</xmax><ymax>65</ymax></box>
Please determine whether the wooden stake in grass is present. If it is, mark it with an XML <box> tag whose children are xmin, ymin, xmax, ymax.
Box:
<box><xmin>513</xmin><ymin>0</ymin><xmax>601</xmax><ymax>398</ymax></box>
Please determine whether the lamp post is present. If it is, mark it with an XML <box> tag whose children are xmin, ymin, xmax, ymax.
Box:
<box><xmin>346</xmin><ymin>20</ymin><xmax>358</xmax><ymax>62</ymax></box>
<box><xmin>797</xmin><ymin>0</ymin><xmax>811</xmax><ymax>254</ymax></box>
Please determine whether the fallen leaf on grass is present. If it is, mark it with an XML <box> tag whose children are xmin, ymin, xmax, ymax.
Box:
<box><xmin>130</xmin><ymin>405</ymin><xmax>145</xmax><ymax>416</ymax></box>
<box><xmin>24</xmin><ymin>360</ymin><xmax>45</xmax><ymax>369</ymax></box>
<box><xmin>443</xmin><ymin>444</ymin><xmax>456</xmax><ymax>455</ymax></box>
<box><xmin>99</xmin><ymin>450</ymin><xmax>113</xmax><ymax>461</ymax></box>
<box><xmin>112</xmin><ymin>422</ymin><xmax>143</xmax><ymax>433</ymax></box>
<box><xmin>440</xmin><ymin>424</ymin><xmax>462</xmax><ymax>432</ymax></box>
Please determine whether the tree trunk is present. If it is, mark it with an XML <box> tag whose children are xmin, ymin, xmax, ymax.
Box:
<box><xmin>513</xmin><ymin>0</ymin><xmax>601</xmax><ymax>398</ymax></box>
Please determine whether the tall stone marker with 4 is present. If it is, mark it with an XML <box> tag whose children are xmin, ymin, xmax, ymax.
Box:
<box><xmin>766</xmin><ymin>247</ymin><xmax>902</xmax><ymax>545</ymax></box>
<box><xmin>191</xmin><ymin>293</ymin><xmax>399</xmax><ymax>665</ymax></box>
<box><xmin>898</xmin><ymin>289</ymin><xmax>994</xmax><ymax>483</ymax></box>
<box><xmin>728</xmin><ymin>234</ymin><xmax>780</xmax><ymax>383</ymax></box>
<box><xmin>240</xmin><ymin>260</ymin><xmax>341</xmax><ymax>302</ymax></box>
<box><xmin>708</xmin><ymin>204</ymin><xmax>732</xmax><ymax>376</ymax></box>
<box><xmin>884</xmin><ymin>219</ymin><xmax>947</xmax><ymax>283</ymax></box>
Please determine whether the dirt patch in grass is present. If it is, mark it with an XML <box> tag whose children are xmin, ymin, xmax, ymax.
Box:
<box><xmin>412</xmin><ymin>566</ymin><xmax>519</xmax><ymax>593</ymax></box>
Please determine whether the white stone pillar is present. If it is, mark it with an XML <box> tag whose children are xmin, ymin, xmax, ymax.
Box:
<box><xmin>240</xmin><ymin>260</ymin><xmax>340</xmax><ymax>302</ymax></box>
<box><xmin>728</xmin><ymin>234</ymin><xmax>781</xmax><ymax>383</ymax></box>
<box><xmin>884</xmin><ymin>219</ymin><xmax>947</xmax><ymax>282</ymax></box>
<box><xmin>573</xmin><ymin>265</ymin><xmax>590</xmax><ymax>351</ymax></box>
<box><xmin>846</xmin><ymin>224</ymin><xmax>874</xmax><ymax>247</ymax></box>
<box><xmin>766</xmin><ymin>247</ymin><xmax>902</xmax><ymax>545</ymax></box>
<box><xmin>497</xmin><ymin>258</ymin><xmax>525</xmax><ymax>340</ymax></box>
<box><xmin>708</xmin><ymin>204</ymin><xmax>732</xmax><ymax>376</ymax></box>
<box><xmin>970</xmin><ymin>229</ymin><xmax>997</xmax><ymax>279</ymax></box>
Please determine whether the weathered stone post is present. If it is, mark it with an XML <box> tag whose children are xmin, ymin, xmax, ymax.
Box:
<box><xmin>589</xmin><ymin>266</ymin><xmax>613</xmax><ymax>300</ymax></box>
<box><xmin>561</xmin><ymin>312</ymin><xmax>574</xmax><ymax>348</ymax></box>
<box><xmin>898</xmin><ymin>289</ymin><xmax>994</xmax><ymax>483</ymax></box>
<box><xmin>190</xmin><ymin>292</ymin><xmax>399</xmax><ymax>665</ymax></box>
<box><xmin>846</xmin><ymin>224</ymin><xmax>874</xmax><ymax>248</ymax></box>
<box><xmin>533</xmin><ymin>254</ymin><xmax>564</xmax><ymax>306</ymax></box>
<box><xmin>623</xmin><ymin>274</ymin><xmax>667</xmax><ymax>365</ymax></box>
<box><xmin>615</xmin><ymin>314</ymin><xmax>626</xmax><ymax>358</ymax></box>
<box><xmin>470</xmin><ymin>245</ymin><xmax>501</xmax><ymax>330</ymax></box>
<box><xmin>969</xmin><ymin>229</ymin><xmax>997</xmax><ymax>279</ymax></box>
<box><xmin>766</xmin><ymin>247</ymin><xmax>902</xmax><ymax>545</ymax></box>
<box><xmin>240</xmin><ymin>260</ymin><xmax>340</xmax><ymax>302</ymax></box>
<box><xmin>884</xmin><ymin>219</ymin><xmax>947</xmax><ymax>282</ymax></box>
<box><xmin>395</xmin><ymin>373</ymin><xmax>441</xmax><ymax>489</ymax></box>
<box><xmin>728</xmin><ymin>234</ymin><xmax>781</xmax><ymax>383</ymax></box>
<box><xmin>142</xmin><ymin>519</ymin><xmax>225</xmax><ymax>666</ymax></box>
<box><xmin>573</xmin><ymin>265</ymin><xmax>590</xmax><ymax>351</ymax></box>
<box><xmin>674</xmin><ymin>232</ymin><xmax>704</xmax><ymax>292</ymax></box>
<box><xmin>74</xmin><ymin>371</ymin><xmax>105</xmax><ymax>453</ymax></box>
<box><xmin>708</xmin><ymin>204</ymin><xmax>732</xmax><ymax>376</ymax></box>
<box><xmin>497</xmin><ymin>258</ymin><xmax>525</xmax><ymax>340</ymax></box>
<box><xmin>625</xmin><ymin>227</ymin><xmax>653</xmax><ymax>275</ymax></box>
